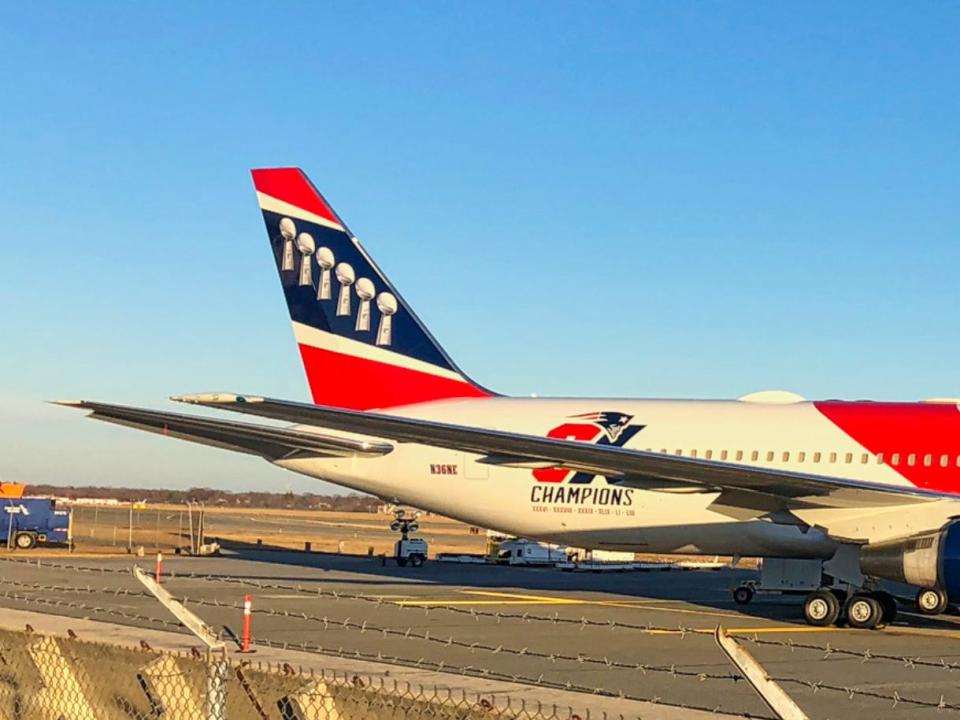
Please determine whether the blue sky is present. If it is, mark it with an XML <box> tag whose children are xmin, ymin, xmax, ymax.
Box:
<box><xmin>1</xmin><ymin>3</ymin><xmax>958</xmax><ymax>492</ymax></box>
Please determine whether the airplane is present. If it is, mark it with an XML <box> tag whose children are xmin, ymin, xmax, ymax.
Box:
<box><xmin>59</xmin><ymin>167</ymin><xmax>960</xmax><ymax>630</ymax></box>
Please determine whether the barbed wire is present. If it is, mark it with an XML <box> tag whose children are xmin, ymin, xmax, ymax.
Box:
<box><xmin>0</xmin><ymin>581</ymin><xmax>744</xmax><ymax>718</ymax></box>
<box><xmin>0</xmin><ymin>577</ymin><xmax>741</xmax><ymax>682</ymax></box>
<box><xmin>4</xmin><ymin>574</ymin><xmax>957</xmax><ymax>714</ymax></box>
<box><xmin>0</xmin><ymin>588</ymin><xmax>184</xmax><ymax>631</ymax></box>
<box><xmin>246</xmin><ymin>635</ymin><xmax>753</xmax><ymax>717</ymax></box>
<box><xmin>4</xmin><ymin>556</ymin><xmax>958</xmax><ymax>675</ymax></box>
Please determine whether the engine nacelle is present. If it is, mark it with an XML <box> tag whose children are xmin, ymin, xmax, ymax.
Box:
<box><xmin>860</xmin><ymin>520</ymin><xmax>960</xmax><ymax>600</ymax></box>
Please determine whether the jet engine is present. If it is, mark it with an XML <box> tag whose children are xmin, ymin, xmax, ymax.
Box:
<box><xmin>860</xmin><ymin>520</ymin><xmax>960</xmax><ymax>600</ymax></box>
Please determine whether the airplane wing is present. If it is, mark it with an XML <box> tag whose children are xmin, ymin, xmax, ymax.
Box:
<box><xmin>54</xmin><ymin>400</ymin><xmax>392</xmax><ymax>461</ymax></box>
<box><xmin>168</xmin><ymin>394</ymin><xmax>948</xmax><ymax>511</ymax></box>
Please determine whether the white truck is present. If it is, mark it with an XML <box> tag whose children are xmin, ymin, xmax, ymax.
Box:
<box><xmin>497</xmin><ymin>539</ymin><xmax>568</xmax><ymax>566</ymax></box>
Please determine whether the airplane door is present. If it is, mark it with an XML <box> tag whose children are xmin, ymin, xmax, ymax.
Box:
<box><xmin>463</xmin><ymin>453</ymin><xmax>489</xmax><ymax>480</ymax></box>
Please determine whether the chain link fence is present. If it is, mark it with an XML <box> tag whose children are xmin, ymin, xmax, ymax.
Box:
<box><xmin>0</xmin><ymin>628</ymin><xmax>589</xmax><ymax>720</ymax></box>
<box><xmin>68</xmin><ymin>504</ymin><xmax>207</xmax><ymax>554</ymax></box>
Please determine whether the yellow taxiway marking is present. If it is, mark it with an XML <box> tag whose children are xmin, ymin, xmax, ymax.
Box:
<box><xmin>394</xmin><ymin>591</ymin><xmax>850</xmax><ymax>635</ymax></box>
<box><xmin>397</xmin><ymin>600</ymin><xmax>565</xmax><ymax>606</ymax></box>
<box><xmin>397</xmin><ymin>589</ymin><xmax>742</xmax><ymax>619</ymax></box>
<box><xmin>726</xmin><ymin>626</ymin><xmax>839</xmax><ymax>635</ymax></box>
<box><xmin>882</xmin><ymin>625</ymin><xmax>960</xmax><ymax>640</ymax></box>
<box><xmin>460</xmin><ymin>590</ymin><xmax>583</xmax><ymax>604</ymax></box>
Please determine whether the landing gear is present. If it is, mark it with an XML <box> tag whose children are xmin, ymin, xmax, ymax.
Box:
<box><xmin>803</xmin><ymin>589</ymin><xmax>841</xmax><ymax>626</ymax></box>
<box><xmin>733</xmin><ymin>585</ymin><xmax>754</xmax><ymax>605</ymax></box>
<box><xmin>799</xmin><ymin>588</ymin><xmax>893</xmax><ymax>628</ymax></box>
<box><xmin>916</xmin><ymin>587</ymin><xmax>948</xmax><ymax>615</ymax></box>
<box><xmin>846</xmin><ymin>593</ymin><xmax>884</xmax><ymax>629</ymax></box>
<box><xmin>874</xmin><ymin>590</ymin><xmax>898</xmax><ymax>623</ymax></box>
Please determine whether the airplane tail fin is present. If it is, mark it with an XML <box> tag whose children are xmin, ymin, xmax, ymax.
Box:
<box><xmin>251</xmin><ymin>168</ymin><xmax>491</xmax><ymax>410</ymax></box>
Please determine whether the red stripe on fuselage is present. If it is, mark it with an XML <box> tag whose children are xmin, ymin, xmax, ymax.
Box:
<box><xmin>815</xmin><ymin>401</ymin><xmax>960</xmax><ymax>492</ymax></box>
<box><xmin>251</xmin><ymin>168</ymin><xmax>341</xmax><ymax>226</ymax></box>
<box><xmin>298</xmin><ymin>343</ymin><xmax>490</xmax><ymax>410</ymax></box>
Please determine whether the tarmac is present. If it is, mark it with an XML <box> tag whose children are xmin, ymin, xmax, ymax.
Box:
<box><xmin>2</xmin><ymin>549</ymin><xmax>960</xmax><ymax>718</ymax></box>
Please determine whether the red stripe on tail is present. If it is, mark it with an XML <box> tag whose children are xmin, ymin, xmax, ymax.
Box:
<box><xmin>298</xmin><ymin>344</ymin><xmax>491</xmax><ymax>410</ymax></box>
<box><xmin>252</xmin><ymin>168</ymin><xmax>341</xmax><ymax>226</ymax></box>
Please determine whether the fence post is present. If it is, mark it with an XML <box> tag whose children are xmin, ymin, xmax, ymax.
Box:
<box><xmin>155</xmin><ymin>552</ymin><xmax>163</xmax><ymax>584</ymax></box>
<box><xmin>714</xmin><ymin>626</ymin><xmax>809</xmax><ymax>720</ymax></box>
<box><xmin>206</xmin><ymin>647</ymin><xmax>229</xmax><ymax>720</ymax></box>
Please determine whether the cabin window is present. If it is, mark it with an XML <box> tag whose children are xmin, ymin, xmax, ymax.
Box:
<box><xmin>844</xmin><ymin>453</ymin><xmax>853</xmax><ymax>464</ymax></box>
<box><xmin>704</xmin><ymin>450</ymin><xmax>712</xmax><ymax>460</ymax></box>
<box><xmin>892</xmin><ymin>453</ymin><xmax>900</xmax><ymax>466</ymax></box>
<box><xmin>941</xmin><ymin>454</ymin><xmax>949</xmax><ymax>468</ymax></box>
<box><xmin>829</xmin><ymin>452</ymin><xmax>837</xmax><ymax>463</ymax></box>
<box><xmin>877</xmin><ymin>453</ymin><xmax>884</xmax><ymax>464</ymax></box>
<box><xmin>813</xmin><ymin>452</ymin><xmax>821</xmax><ymax>463</ymax></box>
<box><xmin>675</xmin><ymin>449</ymin><xmax>683</xmax><ymax>456</ymax></box>
<box><xmin>736</xmin><ymin>450</ymin><xmax>744</xmax><ymax>461</ymax></box>
<box><xmin>908</xmin><ymin>453</ymin><xmax>917</xmax><ymax>466</ymax></box>
<box><xmin>798</xmin><ymin>452</ymin><xmax>806</xmax><ymax>462</ymax></box>
<box><xmin>781</xmin><ymin>451</ymin><xmax>789</xmax><ymax>462</ymax></box>
<box><xmin>861</xmin><ymin>454</ymin><xmax>869</xmax><ymax>464</ymax></box>
<box><xmin>923</xmin><ymin>454</ymin><xmax>932</xmax><ymax>467</ymax></box>
<box><xmin>751</xmin><ymin>451</ymin><xmax>759</xmax><ymax>461</ymax></box>
<box><xmin>720</xmin><ymin>450</ymin><xmax>728</xmax><ymax>461</ymax></box>
<box><xmin>661</xmin><ymin>448</ymin><xmax>668</xmax><ymax>455</ymax></box>
<box><xmin>766</xmin><ymin>451</ymin><xmax>775</xmax><ymax>462</ymax></box>
<box><xmin>690</xmin><ymin>449</ymin><xmax>698</xmax><ymax>458</ymax></box>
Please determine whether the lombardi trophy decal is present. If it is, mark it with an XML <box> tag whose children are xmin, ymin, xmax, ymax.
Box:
<box><xmin>278</xmin><ymin>217</ymin><xmax>296</xmax><ymax>271</ymax></box>
<box><xmin>316</xmin><ymin>247</ymin><xmax>335</xmax><ymax>300</ymax></box>
<box><xmin>296</xmin><ymin>233</ymin><xmax>315</xmax><ymax>286</ymax></box>
<box><xmin>335</xmin><ymin>263</ymin><xmax>355</xmax><ymax>316</ymax></box>
<box><xmin>376</xmin><ymin>292</ymin><xmax>397</xmax><ymax>346</ymax></box>
<box><xmin>354</xmin><ymin>278</ymin><xmax>375</xmax><ymax>332</ymax></box>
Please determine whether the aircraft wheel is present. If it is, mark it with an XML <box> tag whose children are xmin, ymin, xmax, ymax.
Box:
<box><xmin>916</xmin><ymin>587</ymin><xmax>948</xmax><ymax>615</ymax></box>
<box><xmin>803</xmin><ymin>589</ymin><xmax>840</xmax><ymax>626</ymax></box>
<box><xmin>14</xmin><ymin>532</ymin><xmax>36</xmax><ymax>550</ymax></box>
<box><xmin>873</xmin><ymin>591</ymin><xmax>898</xmax><ymax>623</ymax></box>
<box><xmin>846</xmin><ymin>594</ymin><xmax>883</xmax><ymax>629</ymax></box>
<box><xmin>409</xmin><ymin>554</ymin><xmax>425</xmax><ymax>568</ymax></box>
<box><xmin>732</xmin><ymin>585</ymin><xmax>754</xmax><ymax>605</ymax></box>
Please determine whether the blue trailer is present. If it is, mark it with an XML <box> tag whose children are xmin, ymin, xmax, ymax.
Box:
<box><xmin>2</xmin><ymin>498</ymin><xmax>71</xmax><ymax>549</ymax></box>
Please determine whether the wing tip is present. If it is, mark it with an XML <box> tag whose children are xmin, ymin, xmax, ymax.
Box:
<box><xmin>171</xmin><ymin>393</ymin><xmax>264</xmax><ymax>405</ymax></box>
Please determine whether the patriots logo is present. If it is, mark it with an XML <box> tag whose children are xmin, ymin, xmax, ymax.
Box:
<box><xmin>570</xmin><ymin>411</ymin><xmax>634</xmax><ymax>443</ymax></box>
<box><xmin>533</xmin><ymin>410</ymin><xmax>646</xmax><ymax>484</ymax></box>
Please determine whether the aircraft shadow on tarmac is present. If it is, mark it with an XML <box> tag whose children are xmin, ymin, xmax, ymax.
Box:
<box><xmin>210</xmin><ymin>538</ymin><xmax>960</xmax><ymax>630</ymax></box>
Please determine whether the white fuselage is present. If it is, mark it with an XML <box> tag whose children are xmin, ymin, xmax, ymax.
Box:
<box><xmin>275</xmin><ymin>397</ymin><xmax>926</xmax><ymax>558</ymax></box>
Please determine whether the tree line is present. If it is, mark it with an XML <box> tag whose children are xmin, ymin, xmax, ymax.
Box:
<box><xmin>26</xmin><ymin>485</ymin><xmax>381</xmax><ymax>512</ymax></box>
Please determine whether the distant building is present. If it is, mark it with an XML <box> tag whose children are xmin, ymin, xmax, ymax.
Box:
<box><xmin>61</xmin><ymin>497</ymin><xmax>122</xmax><ymax>506</ymax></box>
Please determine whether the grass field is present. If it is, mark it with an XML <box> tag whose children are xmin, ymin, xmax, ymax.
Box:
<box><xmin>64</xmin><ymin>504</ymin><xmax>489</xmax><ymax>557</ymax></box>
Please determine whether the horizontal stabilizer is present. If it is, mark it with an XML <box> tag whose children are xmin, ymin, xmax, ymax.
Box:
<box><xmin>53</xmin><ymin>400</ymin><xmax>392</xmax><ymax>461</ymax></box>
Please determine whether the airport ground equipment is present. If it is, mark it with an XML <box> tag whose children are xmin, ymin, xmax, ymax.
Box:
<box><xmin>497</xmin><ymin>538</ymin><xmax>569</xmax><ymax>566</ymax></box>
<box><xmin>390</xmin><ymin>509</ymin><xmax>427</xmax><ymax>567</ymax></box>
<box><xmin>2</xmin><ymin>497</ymin><xmax>71</xmax><ymax>550</ymax></box>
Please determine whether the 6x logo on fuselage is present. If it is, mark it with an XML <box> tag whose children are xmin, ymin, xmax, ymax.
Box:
<box><xmin>532</xmin><ymin>411</ymin><xmax>645</xmax><ymax>485</ymax></box>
